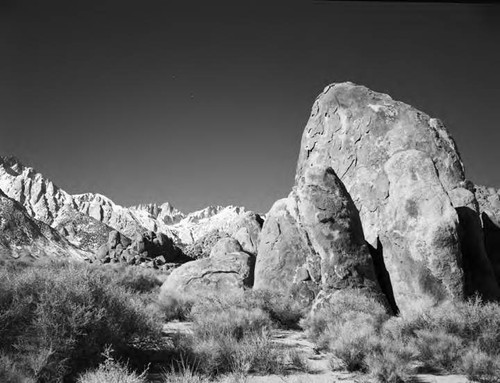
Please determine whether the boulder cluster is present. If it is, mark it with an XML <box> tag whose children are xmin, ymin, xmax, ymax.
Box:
<box><xmin>161</xmin><ymin>82</ymin><xmax>500</xmax><ymax>316</ymax></box>
<box><xmin>95</xmin><ymin>230</ymin><xmax>188</xmax><ymax>269</ymax></box>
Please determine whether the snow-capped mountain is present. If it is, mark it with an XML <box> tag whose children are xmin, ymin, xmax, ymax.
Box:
<box><xmin>0</xmin><ymin>156</ymin><xmax>263</xmax><ymax>257</ymax></box>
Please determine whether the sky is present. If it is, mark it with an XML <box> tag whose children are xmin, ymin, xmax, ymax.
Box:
<box><xmin>1</xmin><ymin>0</ymin><xmax>499</xmax><ymax>214</ymax></box>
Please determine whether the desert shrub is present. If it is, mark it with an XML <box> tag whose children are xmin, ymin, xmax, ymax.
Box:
<box><xmin>157</xmin><ymin>287</ymin><xmax>304</xmax><ymax>331</ymax></box>
<box><xmin>380</xmin><ymin>298</ymin><xmax>500</xmax><ymax>374</ymax></box>
<box><xmin>192</xmin><ymin>306</ymin><xmax>271</xmax><ymax>341</ymax></box>
<box><xmin>0</xmin><ymin>261</ymin><xmax>161</xmax><ymax>382</ymax></box>
<box><xmin>411</xmin><ymin>329</ymin><xmax>463</xmax><ymax>372</ymax></box>
<box><xmin>364</xmin><ymin>338</ymin><xmax>414</xmax><ymax>383</ymax></box>
<box><xmin>77</xmin><ymin>348</ymin><xmax>147</xmax><ymax>383</ymax></box>
<box><xmin>301</xmin><ymin>289</ymin><xmax>389</xmax><ymax>350</ymax></box>
<box><xmin>175</xmin><ymin>330</ymin><xmax>285</xmax><ymax>377</ymax></box>
<box><xmin>0</xmin><ymin>352</ymin><xmax>33</xmax><ymax>383</ymax></box>
<box><xmin>461</xmin><ymin>347</ymin><xmax>500</xmax><ymax>383</ymax></box>
<box><xmin>326</xmin><ymin>317</ymin><xmax>378</xmax><ymax>372</ymax></box>
<box><xmin>286</xmin><ymin>349</ymin><xmax>310</xmax><ymax>373</ymax></box>
<box><xmin>246</xmin><ymin>289</ymin><xmax>305</xmax><ymax>329</ymax></box>
<box><xmin>164</xmin><ymin>291</ymin><xmax>289</xmax><ymax>377</ymax></box>
<box><xmin>157</xmin><ymin>289</ymin><xmax>195</xmax><ymax>321</ymax></box>
<box><xmin>96</xmin><ymin>263</ymin><xmax>165</xmax><ymax>294</ymax></box>
<box><xmin>301</xmin><ymin>289</ymin><xmax>415</xmax><ymax>377</ymax></box>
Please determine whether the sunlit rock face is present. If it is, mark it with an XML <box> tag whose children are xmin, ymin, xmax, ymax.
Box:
<box><xmin>256</xmin><ymin>82</ymin><xmax>500</xmax><ymax>314</ymax></box>
<box><xmin>160</xmin><ymin>237</ymin><xmax>255</xmax><ymax>296</ymax></box>
<box><xmin>0</xmin><ymin>189</ymin><xmax>84</xmax><ymax>260</ymax></box>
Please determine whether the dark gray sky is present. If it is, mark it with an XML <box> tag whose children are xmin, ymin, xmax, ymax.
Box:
<box><xmin>1</xmin><ymin>1</ymin><xmax>499</xmax><ymax>214</ymax></box>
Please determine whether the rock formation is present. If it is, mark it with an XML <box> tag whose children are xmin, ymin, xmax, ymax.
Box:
<box><xmin>254</xmin><ymin>165</ymin><xmax>386</xmax><ymax>309</ymax></box>
<box><xmin>260</xmin><ymin>82</ymin><xmax>499</xmax><ymax>313</ymax></box>
<box><xmin>475</xmin><ymin>185</ymin><xmax>500</xmax><ymax>285</ymax></box>
<box><xmin>130</xmin><ymin>202</ymin><xmax>185</xmax><ymax>226</ymax></box>
<box><xmin>0</xmin><ymin>189</ymin><xmax>84</xmax><ymax>260</ymax></box>
<box><xmin>95</xmin><ymin>230</ymin><xmax>188</xmax><ymax>268</ymax></box>
<box><xmin>160</xmin><ymin>237</ymin><xmax>255</xmax><ymax>295</ymax></box>
<box><xmin>0</xmin><ymin>156</ymin><xmax>74</xmax><ymax>225</ymax></box>
<box><xmin>170</xmin><ymin>206</ymin><xmax>263</xmax><ymax>250</ymax></box>
<box><xmin>51</xmin><ymin>204</ymin><xmax>116</xmax><ymax>253</ymax></box>
<box><xmin>170</xmin><ymin>206</ymin><xmax>263</xmax><ymax>257</ymax></box>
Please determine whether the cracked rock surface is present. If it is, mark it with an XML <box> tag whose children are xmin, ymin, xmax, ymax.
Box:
<box><xmin>160</xmin><ymin>237</ymin><xmax>255</xmax><ymax>295</ymax></box>
<box><xmin>256</xmin><ymin>82</ymin><xmax>500</xmax><ymax>313</ymax></box>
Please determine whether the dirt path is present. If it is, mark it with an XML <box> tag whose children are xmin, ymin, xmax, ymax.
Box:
<box><xmin>155</xmin><ymin>322</ymin><xmax>470</xmax><ymax>383</ymax></box>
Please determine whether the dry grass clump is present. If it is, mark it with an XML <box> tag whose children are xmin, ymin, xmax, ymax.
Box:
<box><xmin>0</xmin><ymin>260</ymin><xmax>162</xmax><ymax>382</ymax></box>
<box><xmin>77</xmin><ymin>348</ymin><xmax>147</xmax><ymax>383</ymax></box>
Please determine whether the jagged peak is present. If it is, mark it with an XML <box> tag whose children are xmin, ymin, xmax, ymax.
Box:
<box><xmin>0</xmin><ymin>155</ymin><xmax>23</xmax><ymax>167</ymax></box>
<box><xmin>130</xmin><ymin>201</ymin><xmax>184</xmax><ymax>215</ymax></box>
<box><xmin>72</xmin><ymin>192</ymin><xmax>118</xmax><ymax>207</ymax></box>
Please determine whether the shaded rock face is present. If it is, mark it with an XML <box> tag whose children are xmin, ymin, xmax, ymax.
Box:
<box><xmin>0</xmin><ymin>189</ymin><xmax>83</xmax><ymax>260</ymax></box>
<box><xmin>254</xmin><ymin>166</ymin><xmax>384</xmax><ymax>309</ymax></box>
<box><xmin>160</xmin><ymin>238</ymin><xmax>255</xmax><ymax>295</ymax></box>
<box><xmin>95</xmin><ymin>230</ymin><xmax>188</xmax><ymax>269</ymax></box>
<box><xmin>293</xmin><ymin>82</ymin><xmax>499</xmax><ymax>312</ymax></box>
<box><xmin>475</xmin><ymin>186</ymin><xmax>500</xmax><ymax>286</ymax></box>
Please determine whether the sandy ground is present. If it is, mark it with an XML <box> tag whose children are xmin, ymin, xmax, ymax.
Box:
<box><xmin>156</xmin><ymin>322</ymin><xmax>470</xmax><ymax>383</ymax></box>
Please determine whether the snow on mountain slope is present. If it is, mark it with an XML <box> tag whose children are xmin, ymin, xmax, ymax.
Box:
<box><xmin>0</xmin><ymin>156</ymin><xmax>262</xmax><ymax>253</ymax></box>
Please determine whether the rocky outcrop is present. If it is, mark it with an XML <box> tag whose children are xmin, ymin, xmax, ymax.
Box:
<box><xmin>73</xmin><ymin>193</ymin><xmax>151</xmax><ymax>238</ymax></box>
<box><xmin>171</xmin><ymin>206</ymin><xmax>263</xmax><ymax>253</ymax></box>
<box><xmin>254</xmin><ymin>166</ymin><xmax>385</xmax><ymax>309</ymax></box>
<box><xmin>128</xmin><ymin>202</ymin><xmax>184</xmax><ymax>238</ymax></box>
<box><xmin>0</xmin><ymin>157</ymin><xmax>133</xmax><ymax>253</ymax></box>
<box><xmin>182</xmin><ymin>229</ymin><xmax>231</xmax><ymax>259</ymax></box>
<box><xmin>476</xmin><ymin>186</ymin><xmax>500</xmax><ymax>224</ymax></box>
<box><xmin>95</xmin><ymin>230</ymin><xmax>188</xmax><ymax>268</ymax></box>
<box><xmin>0</xmin><ymin>156</ymin><xmax>73</xmax><ymax>225</ymax></box>
<box><xmin>160</xmin><ymin>238</ymin><xmax>255</xmax><ymax>295</ymax></box>
<box><xmin>52</xmin><ymin>204</ymin><xmax>116</xmax><ymax>252</ymax></box>
<box><xmin>289</xmin><ymin>82</ymin><xmax>499</xmax><ymax>312</ymax></box>
<box><xmin>0</xmin><ymin>189</ymin><xmax>84</xmax><ymax>260</ymax></box>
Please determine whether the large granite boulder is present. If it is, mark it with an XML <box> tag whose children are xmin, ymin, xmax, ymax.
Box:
<box><xmin>254</xmin><ymin>166</ymin><xmax>386</xmax><ymax>310</ymax></box>
<box><xmin>160</xmin><ymin>238</ymin><xmax>255</xmax><ymax>295</ymax></box>
<box><xmin>290</xmin><ymin>82</ymin><xmax>499</xmax><ymax>312</ymax></box>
